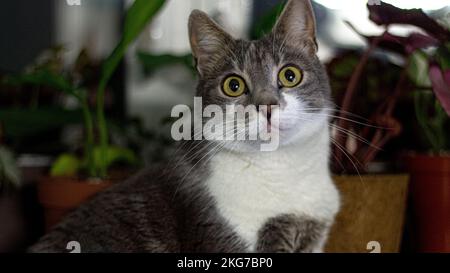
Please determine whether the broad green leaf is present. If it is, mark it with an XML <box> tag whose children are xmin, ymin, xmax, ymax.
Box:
<box><xmin>50</xmin><ymin>154</ymin><xmax>81</xmax><ymax>177</ymax></box>
<box><xmin>408</xmin><ymin>50</ymin><xmax>431</xmax><ymax>87</ymax></box>
<box><xmin>100</xmin><ymin>0</ymin><xmax>166</xmax><ymax>85</ymax></box>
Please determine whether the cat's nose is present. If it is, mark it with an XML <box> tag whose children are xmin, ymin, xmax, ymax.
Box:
<box><xmin>255</xmin><ymin>96</ymin><xmax>279</xmax><ymax>124</ymax></box>
<box><xmin>253</xmin><ymin>91</ymin><xmax>279</xmax><ymax>108</ymax></box>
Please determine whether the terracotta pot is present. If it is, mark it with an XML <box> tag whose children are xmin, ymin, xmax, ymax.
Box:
<box><xmin>37</xmin><ymin>177</ymin><xmax>113</xmax><ymax>231</ymax></box>
<box><xmin>326</xmin><ymin>175</ymin><xmax>409</xmax><ymax>253</ymax></box>
<box><xmin>405</xmin><ymin>155</ymin><xmax>450</xmax><ymax>253</ymax></box>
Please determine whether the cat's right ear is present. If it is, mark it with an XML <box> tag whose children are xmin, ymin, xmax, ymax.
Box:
<box><xmin>188</xmin><ymin>10</ymin><xmax>235</xmax><ymax>76</ymax></box>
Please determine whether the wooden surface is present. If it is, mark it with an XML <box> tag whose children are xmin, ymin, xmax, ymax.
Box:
<box><xmin>325</xmin><ymin>175</ymin><xmax>409</xmax><ymax>253</ymax></box>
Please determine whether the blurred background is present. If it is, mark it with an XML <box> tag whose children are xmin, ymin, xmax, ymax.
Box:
<box><xmin>0</xmin><ymin>0</ymin><xmax>449</xmax><ymax>253</ymax></box>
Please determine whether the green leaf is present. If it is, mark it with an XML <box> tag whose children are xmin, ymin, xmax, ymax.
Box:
<box><xmin>408</xmin><ymin>50</ymin><xmax>431</xmax><ymax>87</ymax></box>
<box><xmin>50</xmin><ymin>154</ymin><xmax>81</xmax><ymax>177</ymax></box>
<box><xmin>436</xmin><ymin>44</ymin><xmax>450</xmax><ymax>70</ymax></box>
<box><xmin>92</xmin><ymin>146</ymin><xmax>138</xmax><ymax>172</ymax></box>
<box><xmin>250</xmin><ymin>2</ymin><xmax>285</xmax><ymax>40</ymax></box>
<box><xmin>100</xmin><ymin>0</ymin><xmax>166</xmax><ymax>85</ymax></box>
<box><xmin>0</xmin><ymin>146</ymin><xmax>21</xmax><ymax>191</ymax></box>
<box><xmin>332</xmin><ymin>55</ymin><xmax>359</xmax><ymax>78</ymax></box>
<box><xmin>0</xmin><ymin>108</ymin><xmax>84</xmax><ymax>138</ymax></box>
<box><xmin>3</xmin><ymin>69</ymin><xmax>80</xmax><ymax>100</ymax></box>
<box><xmin>137</xmin><ymin>52</ymin><xmax>194</xmax><ymax>74</ymax></box>
<box><xmin>96</xmin><ymin>0</ymin><xmax>166</xmax><ymax>178</ymax></box>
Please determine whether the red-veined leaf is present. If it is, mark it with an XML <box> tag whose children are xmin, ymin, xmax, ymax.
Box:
<box><xmin>429</xmin><ymin>62</ymin><xmax>450</xmax><ymax>116</ymax></box>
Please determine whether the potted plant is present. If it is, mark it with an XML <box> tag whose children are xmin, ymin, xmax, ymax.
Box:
<box><xmin>324</xmin><ymin>48</ymin><xmax>410</xmax><ymax>253</ymax></box>
<box><xmin>407</xmin><ymin>50</ymin><xmax>450</xmax><ymax>251</ymax></box>
<box><xmin>360</xmin><ymin>3</ymin><xmax>450</xmax><ymax>253</ymax></box>
<box><xmin>2</xmin><ymin>0</ymin><xmax>166</xmax><ymax>230</ymax></box>
<box><xmin>334</xmin><ymin>2</ymin><xmax>450</xmax><ymax>252</ymax></box>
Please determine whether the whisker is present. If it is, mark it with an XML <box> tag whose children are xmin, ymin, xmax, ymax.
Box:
<box><xmin>297</xmin><ymin>112</ymin><xmax>389</xmax><ymax>129</ymax></box>
<box><xmin>172</xmin><ymin>140</ymin><xmax>226</xmax><ymax>200</ymax></box>
<box><xmin>331</xmin><ymin>138</ymin><xmax>363</xmax><ymax>182</ymax></box>
<box><xmin>330</xmin><ymin>124</ymin><xmax>382</xmax><ymax>151</ymax></box>
<box><xmin>300</xmin><ymin>107</ymin><xmax>381</xmax><ymax>125</ymax></box>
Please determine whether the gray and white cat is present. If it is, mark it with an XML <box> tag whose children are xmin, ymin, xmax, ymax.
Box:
<box><xmin>30</xmin><ymin>0</ymin><xmax>340</xmax><ymax>253</ymax></box>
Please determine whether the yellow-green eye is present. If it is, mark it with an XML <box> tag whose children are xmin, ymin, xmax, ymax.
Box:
<box><xmin>278</xmin><ymin>65</ymin><xmax>303</xmax><ymax>88</ymax></box>
<box><xmin>222</xmin><ymin>76</ymin><xmax>246</xmax><ymax>97</ymax></box>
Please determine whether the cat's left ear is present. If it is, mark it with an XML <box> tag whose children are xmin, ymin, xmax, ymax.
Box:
<box><xmin>272</xmin><ymin>0</ymin><xmax>318</xmax><ymax>54</ymax></box>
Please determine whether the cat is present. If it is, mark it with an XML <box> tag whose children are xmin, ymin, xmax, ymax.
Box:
<box><xmin>29</xmin><ymin>0</ymin><xmax>340</xmax><ymax>253</ymax></box>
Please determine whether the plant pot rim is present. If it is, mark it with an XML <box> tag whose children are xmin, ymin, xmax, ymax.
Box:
<box><xmin>39</xmin><ymin>176</ymin><xmax>113</xmax><ymax>185</ymax></box>
<box><xmin>404</xmin><ymin>154</ymin><xmax>450</xmax><ymax>163</ymax></box>
<box><xmin>37</xmin><ymin>176</ymin><xmax>114</xmax><ymax>209</ymax></box>
<box><xmin>404</xmin><ymin>153</ymin><xmax>450</xmax><ymax>173</ymax></box>
<box><xmin>333</xmin><ymin>174</ymin><xmax>409</xmax><ymax>177</ymax></box>
<box><xmin>40</xmin><ymin>167</ymin><xmax>135</xmax><ymax>184</ymax></box>
<box><xmin>403</xmin><ymin>152</ymin><xmax>450</xmax><ymax>160</ymax></box>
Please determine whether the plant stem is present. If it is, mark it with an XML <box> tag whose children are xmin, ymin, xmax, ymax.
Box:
<box><xmin>414</xmin><ymin>90</ymin><xmax>440</xmax><ymax>152</ymax></box>
<box><xmin>334</xmin><ymin>32</ymin><xmax>386</xmax><ymax>169</ymax></box>
<box><xmin>97</xmin><ymin>46</ymin><xmax>126</xmax><ymax>178</ymax></box>
<box><xmin>361</xmin><ymin>67</ymin><xmax>408</xmax><ymax>166</ymax></box>
<box><xmin>95</xmin><ymin>0</ymin><xmax>167</xmax><ymax>178</ymax></box>
<box><xmin>96</xmin><ymin>81</ymin><xmax>109</xmax><ymax>178</ymax></box>
<box><xmin>81</xmin><ymin>95</ymin><xmax>96</xmax><ymax>177</ymax></box>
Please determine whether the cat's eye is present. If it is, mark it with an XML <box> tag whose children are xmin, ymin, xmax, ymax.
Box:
<box><xmin>278</xmin><ymin>65</ymin><xmax>303</xmax><ymax>88</ymax></box>
<box><xmin>222</xmin><ymin>75</ymin><xmax>246</xmax><ymax>97</ymax></box>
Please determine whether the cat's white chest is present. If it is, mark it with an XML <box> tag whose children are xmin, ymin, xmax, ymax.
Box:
<box><xmin>205</xmin><ymin>134</ymin><xmax>340</xmax><ymax>251</ymax></box>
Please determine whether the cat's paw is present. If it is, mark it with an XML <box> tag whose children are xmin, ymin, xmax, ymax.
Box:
<box><xmin>256</xmin><ymin>214</ymin><xmax>327</xmax><ymax>253</ymax></box>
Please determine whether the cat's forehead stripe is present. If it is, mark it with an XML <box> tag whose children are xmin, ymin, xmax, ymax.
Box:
<box><xmin>235</xmin><ymin>40</ymin><xmax>277</xmax><ymax>83</ymax></box>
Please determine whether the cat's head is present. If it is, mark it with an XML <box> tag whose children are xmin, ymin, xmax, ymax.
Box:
<box><xmin>188</xmin><ymin>0</ymin><xmax>331</xmax><ymax>152</ymax></box>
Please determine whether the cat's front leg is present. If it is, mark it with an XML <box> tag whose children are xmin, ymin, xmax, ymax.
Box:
<box><xmin>256</xmin><ymin>214</ymin><xmax>328</xmax><ymax>253</ymax></box>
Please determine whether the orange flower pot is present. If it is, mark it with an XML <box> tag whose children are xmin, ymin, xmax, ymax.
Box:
<box><xmin>406</xmin><ymin>155</ymin><xmax>450</xmax><ymax>252</ymax></box>
<box><xmin>37</xmin><ymin>177</ymin><xmax>112</xmax><ymax>231</ymax></box>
